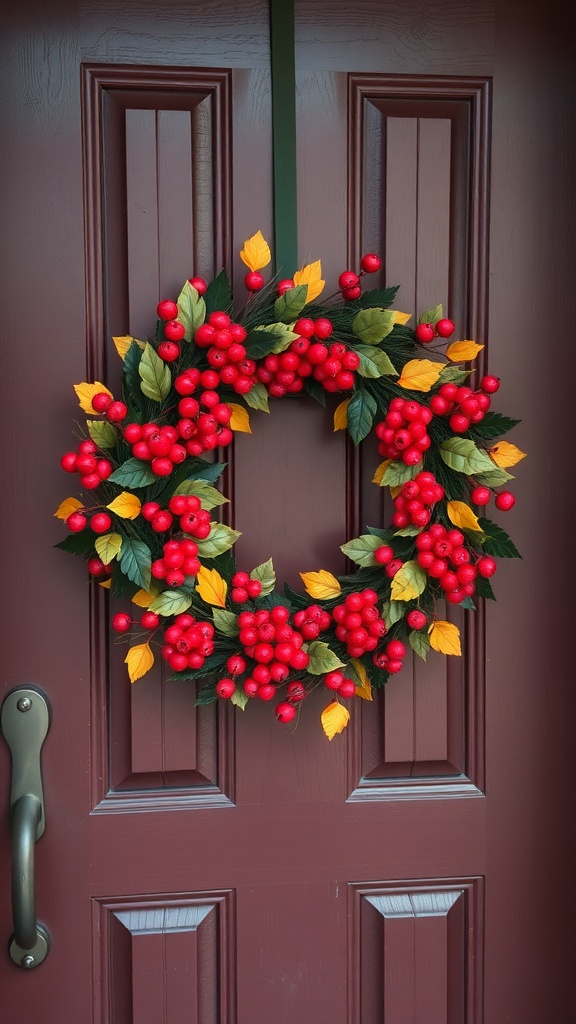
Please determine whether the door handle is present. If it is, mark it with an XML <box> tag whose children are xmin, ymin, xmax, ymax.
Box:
<box><xmin>1</xmin><ymin>687</ymin><xmax>51</xmax><ymax>968</ymax></box>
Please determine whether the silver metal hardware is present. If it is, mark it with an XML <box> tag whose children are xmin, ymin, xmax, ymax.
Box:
<box><xmin>1</xmin><ymin>687</ymin><xmax>51</xmax><ymax>968</ymax></box>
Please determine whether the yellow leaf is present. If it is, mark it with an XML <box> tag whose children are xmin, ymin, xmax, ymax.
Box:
<box><xmin>428</xmin><ymin>620</ymin><xmax>461</xmax><ymax>656</ymax></box>
<box><xmin>228</xmin><ymin>403</ymin><xmax>251</xmax><ymax>433</ymax></box>
<box><xmin>372</xmin><ymin>460</ymin><xmax>392</xmax><ymax>485</ymax></box>
<box><xmin>73</xmin><ymin>381</ymin><xmax>114</xmax><ymax>414</ymax></box>
<box><xmin>94</xmin><ymin>532</ymin><xmax>122</xmax><ymax>564</ymax></box>
<box><xmin>125</xmin><ymin>642</ymin><xmax>155</xmax><ymax>683</ymax></box>
<box><xmin>390</xmin><ymin>485</ymin><xmax>402</xmax><ymax>499</ymax></box>
<box><xmin>99</xmin><ymin>579</ymin><xmax>111</xmax><ymax>589</ymax></box>
<box><xmin>196</xmin><ymin>565</ymin><xmax>228</xmax><ymax>608</ymax></box>
<box><xmin>321</xmin><ymin>700</ymin><xmax>351</xmax><ymax>740</ymax></box>
<box><xmin>54</xmin><ymin>497</ymin><xmax>83</xmax><ymax>521</ymax></box>
<box><xmin>300</xmin><ymin>570</ymin><xmax>342</xmax><ymax>600</ymax></box>
<box><xmin>390</xmin><ymin>560</ymin><xmax>426</xmax><ymax>602</ymax></box>
<box><xmin>392</xmin><ymin>310</ymin><xmax>412</xmax><ymax>326</ymax></box>
<box><xmin>446</xmin><ymin>340</ymin><xmax>484</xmax><ymax>362</ymax></box>
<box><xmin>350</xmin><ymin>659</ymin><xmax>373</xmax><ymax>701</ymax></box>
<box><xmin>489</xmin><ymin>441</ymin><xmax>527</xmax><ymax>468</ymax></box>
<box><xmin>239</xmin><ymin>230</ymin><xmax>271</xmax><ymax>272</ymax></box>
<box><xmin>397</xmin><ymin>359</ymin><xmax>444</xmax><ymax>393</ymax></box>
<box><xmin>293</xmin><ymin>260</ymin><xmax>325</xmax><ymax>303</ymax></box>
<box><xmin>106</xmin><ymin>492</ymin><xmax>142</xmax><ymax>520</ymax></box>
<box><xmin>112</xmin><ymin>335</ymin><xmax>134</xmax><ymax>360</ymax></box>
<box><xmin>333</xmin><ymin>399</ymin><xmax>349</xmax><ymax>431</ymax></box>
<box><xmin>447</xmin><ymin>500</ymin><xmax>482</xmax><ymax>532</ymax></box>
<box><xmin>131</xmin><ymin>588</ymin><xmax>156</xmax><ymax>608</ymax></box>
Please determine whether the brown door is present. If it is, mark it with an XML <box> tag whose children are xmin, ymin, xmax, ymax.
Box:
<box><xmin>1</xmin><ymin>2</ymin><xmax>574</xmax><ymax>1021</ymax></box>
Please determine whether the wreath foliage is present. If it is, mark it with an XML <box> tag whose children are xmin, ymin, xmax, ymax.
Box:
<box><xmin>57</xmin><ymin>231</ymin><xmax>525</xmax><ymax>737</ymax></box>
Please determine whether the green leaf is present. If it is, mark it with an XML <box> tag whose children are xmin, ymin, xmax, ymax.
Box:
<box><xmin>474</xmin><ymin>574</ymin><xmax>496</xmax><ymax>600</ymax></box>
<box><xmin>179</xmin><ymin>462</ymin><xmax>227</xmax><ymax>486</ymax></box>
<box><xmin>340</xmin><ymin>533</ymin><xmax>381</xmax><ymax>566</ymax></box>
<box><xmin>356</xmin><ymin>285</ymin><xmax>399</xmax><ymax>309</ymax></box>
<box><xmin>138</xmin><ymin>343</ymin><xmax>171</xmax><ymax>403</ymax></box>
<box><xmin>382</xmin><ymin>460</ymin><xmax>422</xmax><ymax>487</ymax></box>
<box><xmin>437</xmin><ymin>365</ymin><xmax>470</xmax><ymax>385</ymax></box>
<box><xmin>109</xmin><ymin>458</ymin><xmax>157</xmax><ymax>488</ymax></box>
<box><xmin>352</xmin><ymin>307</ymin><xmax>395</xmax><ymax>344</ymax></box>
<box><xmin>440</xmin><ymin>438</ymin><xmax>495</xmax><ymax>475</ymax></box>
<box><xmin>177</xmin><ymin>280</ymin><xmax>206</xmax><ymax>341</ymax></box>
<box><xmin>86</xmin><ymin>419</ymin><xmax>117</xmax><ymax>449</ymax></box>
<box><xmin>459</xmin><ymin>595</ymin><xmax>476</xmax><ymax>610</ymax></box>
<box><xmin>212</xmin><ymin>607</ymin><xmax>240</xmax><ymax>636</ymax></box>
<box><xmin>353</xmin><ymin>344</ymin><xmax>398</xmax><ymax>378</ymax></box>
<box><xmin>148</xmin><ymin>589</ymin><xmax>192</xmax><ymax>616</ymax></box>
<box><xmin>204</xmin><ymin>269</ymin><xmax>233</xmax><ymax>316</ymax></box>
<box><xmin>244</xmin><ymin>383</ymin><xmax>270</xmax><ymax>412</ymax></box>
<box><xmin>54</xmin><ymin>532</ymin><xmax>97</xmax><ymax>557</ymax></box>
<box><xmin>306</xmin><ymin>640</ymin><xmax>346</xmax><ymax>675</ymax></box>
<box><xmin>250</xmin><ymin>557</ymin><xmax>276</xmax><ymax>597</ymax></box>
<box><xmin>419</xmin><ymin>303</ymin><xmax>442</xmax><ymax>325</ymax></box>
<box><xmin>394</xmin><ymin>524</ymin><xmax>422</xmax><ymax>537</ymax></box>
<box><xmin>195</xmin><ymin>682</ymin><xmax>219</xmax><ymax>705</ymax></box>
<box><xmin>469</xmin><ymin>413</ymin><xmax>521</xmax><ymax>440</ymax></box>
<box><xmin>478</xmin><ymin>517</ymin><xmax>522</xmax><ymax>558</ymax></box>
<box><xmin>273</xmin><ymin>284</ymin><xmax>308</xmax><ymax>323</ymax></box>
<box><xmin>382</xmin><ymin>600</ymin><xmax>405</xmax><ymax>627</ymax></box>
<box><xmin>268</xmin><ymin>323</ymin><xmax>301</xmax><ymax>353</ymax></box>
<box><xmin>244</xmin><ymin>328</ymin><xmax>287</xmax><ymax>360</ymax></box>
<box><xmin>474</xmin><ymin>467</ymin><xmax>515</xmax><ymax>487</ymax></box>
<box><xmin>196</xmin><ymin>523</ymin><xmax>241</xmax><ymax>558</ymax></box>
<box><xmin>346</xmin><ymin>389</ymin><xmax>377</xmax><ymax>444</ymax></box>
<box><xmin>119</xmin><ymin>537</ymin><xmax>152</xmax><ymax>589</ymax></box>
<box><xmin>409</xmin><ymin>629</ymin><xmax>430</xmax><ymax>660</ymax></box>
<box><xmin>230</xmin><ymin>688</ymin><xmax>249</xmax><ymax>710</ymax></box>
<box><xmin>173</xmin><ymin>479</ymin><xmax>228</xmax><ymax>509</ymax></box>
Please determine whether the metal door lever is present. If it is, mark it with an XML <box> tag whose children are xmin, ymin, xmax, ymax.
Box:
<box><xmin>1</xmin><ymin>687</ymin><xmax>51</xmax><ymax>968</ymax></box>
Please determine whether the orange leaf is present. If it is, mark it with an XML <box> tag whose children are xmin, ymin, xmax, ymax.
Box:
<box><xmin>489</xmin><ymin>441</ymin><xmax>527</xmax><ymax>468</ymax></box>
<box><xmin>196</xmin><ymin>565</ymin><xmax>228</xmax><ymax>608</ymax></box>
<box><xmin>447</xmin><ymin>500</ymin><xmax>482</xmax><ymax>532</ymax></box>
<box><xmin>125</xmin><ymin>642</ymin><xmax>155</xmax><ymax>683</ymax></box>
<box><xmin>54</xmin><ymin>497</ymin><xmax>83</xmax><ymax>521</ymax></box>
<box><xmin>112</xmin><ymin>335</ymin><xmax>135</xmax><ymax>359</ymax></box>
<box><xmin>372</xmin><ymin>460</ymin><xmax>392</xmax><ymax>485</ymax></box>
<box><xmin>445</xmin><ymin>340</ymin><xmax>484</xmax><ymax>362</ymax></box>
<box><xmin>131</xmin><ymin>589</ymin><xmax>157</xmax><ymax>608</ymax></box>
<box><xmin>428</xmin><ymin>620</ymin><xmax>461</xmax><ymax>656</ymax></box>
<box><xmin>392</xmin><ymin>310</ymin><xmax>412</xmax><ymax>326</ymax></box>
<box><xmin>300</xmin><ymin>570</ymin><xmax>342</xmax><ymax>600</ymax></box>
<box><xmin>106</xmin><ymin>492</ymin><xmax>141</xmax><ymax>520</ymax></box>
<box><xmin>321</xmin><ymin>700</ymin><xmax>350</xmax><ymax>740</ymax></box>
<box><xmin>73</xmin><ymin>381</ymin><xmax>113</xmax><ymax>414</ymax></box>
<box><xmin>239</xmin><ymin>230</ymin><xmax>271</xmax><ymax>272</ymax></box>
<box><xmin>99</xmin><ymin>578</ymin><xmax>111</xmax><ymax>589</ymax></box>
<box><xmin>228</xmin><ymin>403</ymin><xmax>251</xmax><ymax>433</ymax></box>
<box><xmin>293</xmin><ymin>260</ymin><xmax>325</xmax><ymax>303</ymax></box>
<box><xmin>397</xmin><ymin>359</ymin><xmax>443</xmax><ymax>393</ymax></box>
<box><xmin>350</xmin><ymin>659</ymin><xmax>373</xmax><ymax>701</ymax></box>
<box><xmin>333</xmin><ymin>399</ymin><xmax>349</xmax><ymax>431</ymax></box>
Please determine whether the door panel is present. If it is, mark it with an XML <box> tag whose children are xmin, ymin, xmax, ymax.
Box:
<box><xmin>1</xmin><ymin>1</ymin><xmax>574</xmax><ymax>1022</ymax></box>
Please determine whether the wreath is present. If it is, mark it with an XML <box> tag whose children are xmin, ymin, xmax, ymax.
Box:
<box><xmin>56</xmin><ymin>231</ymin><xmax>525</xmax><ymax>739</ymax></box>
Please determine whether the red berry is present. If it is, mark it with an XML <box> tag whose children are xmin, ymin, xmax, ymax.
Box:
<box><xmin>337</xmin><ymin>679</ymin><xmax>356</xmax><ymax>698</ymax></box>
<box><xmin>435</xmin><ymin>317</ymin><xmax>455</xmax><ymax>338</ymax></box>
<box><xmin>480</xmin><ymin>375</ymin><xmax>500</xmax><ymax>394</ymax></box>
<box><xmin>477</xmin><ymin>556</ymin><xmax>497</xmax><ymax>578</ymax></box>
<box><xmin>415</xmin><ymin>323</ymin><xmax>435</xmax><ymax>344</ymax></box>
<box><xmin>374</xmin><ymin>545</ymin><xmax>394</xmax><ymax>565</ymax></box>
<box><xmin>471</xmin><ymin>485</ymin><xmax>491</xmax><ymax>506</ymax></box>
<box><xmin>386</xmin><ymin>639</ymin><xmax>406</xmax><ymax>660</ymax></box>
<box><xmin>164</xmin><ymin>320</ymin><xmax>186</xmax><ymax>341</ymax></box>
<box><xmin>227</xmin><ymin>654</ymin><xmax>246</xmax><ymax>676</ymax></box>
<box><xmin>141</xmin><ymin>611</ymin><xmax>160</xmax><ymax>630</ymax></box>
<box><xmin>91</xmin><ymin>512</ymin><xmax>112</xmax><ymax>534</ymax></box>
<box><xmin>360</xmin><ymin>253</ymin><xmax>381</xmax><ymax>273</ymax></box>
<box><xmin>151</xmin><ymin>457</ymin><xmax>173</xmax><ymax>476</ymax></box>
<box><xmin>91</xmin><ymin>391</ymin><xmax>112</xmax><ymax>413</ymax></box>
<box><xmin>158</xmin><ymin>340</ymin><xmax>180</xmax><ymax>362</ymax></box>
<box><xmin>106</xmin><ymin>400</ymin><xmax>128</xmax><ymax>422</ymax></box>
<box><xmin>87</xmin><ymin>557</ymin><xmax>106</xmax><ymax>576</ymax></box>
<box><xmin>112</xmin><ymin>612</ymin><xmax>132</xmax><ymax>633</ymax></box>
<box><xmin>245</xmin><ymin>271</ymin><xmax>264</xmax><ymax>291</ymax></box>
<box><xmin>407</xmin><ymin>609</ymin><xmax>427</xmax><ymax>630</ymax></box>
<box><xmin>324</xmin><ymin>671</ymin><xmax>344</xmax><ymax>691</ymax></box>
<box><xmin>216</xmin><ymin>678</ymin><xmax>236</xmax><ymax>699</ymax></box>
<box><xmin>156</xmin><ymin>299</ymin><xmax>178</xmax><ymax>321</ymax></box>
<box><xmin>275</xmin><ymin>701</ymin><xmax>296</xmax><ymax>723</ymax></box>
<box><xmin>188</xmin><ymin>277</ymin><xmax>207</xmax><ymax>295</ymax></box>
<box><xmin>495</xmin><ymin>490</ymin><xmax>515</xmax><ymax>511</ymax></box>
<box><xmin>287</xmin><ymin>682</ymin><xmax>306</xmax><ymax>702</ymax></box>
<box><xmin>343</xmin><ymin>285</ymin><xmax>362</xmax><ymax>300</ymax></box>
<box><xmin>277</xmin><ymin>278</ymin><xmax>294</xmax><ymax>295</ymax></box>
<box><xmin>61</xmin><ymin>451</ymin><xmax>78</xmax><ymax>472</ymax></box>
<box><xmin>338</xmin><ymin>270</ymin><xmax>359</xmax><ymax>289</ymax></box>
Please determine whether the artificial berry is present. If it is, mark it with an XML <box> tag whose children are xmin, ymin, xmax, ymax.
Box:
<box><xmin>141</xmin><ymin>611</ymin><xmax>160</xmax><ymax>630</ymax></box>
<box><xmin>188</xmin><ymin>277</ymin><xmax>207</xmax><ymax>295</ymax></box>
<box><xmin>435</xmin><ymin>318</ymin><xmax>455</xmax><ymax>338</ymax></box>
<box><xmin>91</xmin><ymin>392</ymin><xmax>112</xmax><ymax>413</ymax></box>
<box><xmin>375</xmin><ymin>398</ymin><xmax>432</xmax><ymax>465</ymax></box>
<box><xmin>407</xmin><ymin>609</ymin><xmax>427</xmax><ymax>630</ymax></box>
<box><xmin>156</xmin><ymin>299</ymin><xmax>178</xmax><ymax>321</ymax></box>
<box><xmin>287</xmin><ymin>682</ymin><xmax>306</xmax><ymax>702</ymax></box>
<box><xmin>338</xmin><ymin>270</ymin><xmax>359</xmax><ymax>290</ymax></box>
<box><xmin>112</xmin><ymin>613</ymin><xmax>132</xmax><ymax>633</ymax></box>
<box><xmin>245</xmin><ymin>271</ymin><xmax>264</xmax><ymax>291</ymax></box>
<box><xmin>343</xmin><ymin>285</ymin><xmax>362</xmax><ymax>301</ymax></box>
<box><xmin>275</xmin><ymin>701</ymin><xmax>296</xmax><ymax>723</ymax></box>
<box><xmin>61</xmin><ymin>452</ymin><xmax>78</xmax><ymax>472</ymax></box>
<box><xmin>277</xmin><ymin>279</ymin><xmax>294</xmax><ymax>295</ymax></box>
<box><xmin>392</xmin><ymin>470</ymin><xmax>444</xmax><ymax>529</ymax></box>
<box><xmin>87</xmin><ymin>558</ymin><xmax>107</xmax><ymax>576</ymax></box>
<box><xmin>480</xmin><ymin>375</ymin><xmax>500</xmax><ymax>394</ymax></box>
<box><xmin>106</xmin><ymin>400</ymin><xmax>128</xmax><ymax>422</ymax></box>
<box><xmin>470</xmin><ymin>485</ymin><xmax>491</xmax><ymax>506</ymax></box>
<box><xmin>332</xmin><ymin>590</ymin><xmax>385</xmax><ymax>657</ymax></box>
<box><xmin>495</xmin><ymin>491</ymin><xmax>515</xmax><ymax>511</ymax></box>
<box><xmin>91</xmin><ymin>512</ymin><xmax>112</xmax><ymax>534</ymax></box>
<box><xmin>164</xmin><ymin>320</ymin><xmax>186</xmax><ymax>341</ymax></box>
<box><xmin>415</xmin><ymin>323</ymin><xmax>435</xmax><ymax>344</ymax></box>
<box><xmin>337</xmin><ymin>679</ymin><xmax>356</xmax><ymax>698</ymax></box>
<box><xmin>360</xmin><ymin>253</ymin><xmax>381</xmax><ymax>273</ymax></box>
<box><xmin>374</xmin><ymin>545</ymin><xmax>394</xmax><ymax>564</ymax></box>
<box><xmin>477</xmin><ymin>556</ymin><xmax>497</xmax><ymax>577</ymax></box>
<box><xmin>67</xmin><ymin>512</ymin><xmax>88</xmax><ymax>534</ymax></box>
<box><xmin>158</xmin><ymin>341</ymin><xmax>180</xmax><ymax>362</ymax></box>
<box><xmin>216</xmin><ymin>678</ymin><xmax>236</xmax><ymax>699</ymax></box>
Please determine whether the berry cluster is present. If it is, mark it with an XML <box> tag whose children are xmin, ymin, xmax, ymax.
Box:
<box><xmin>230</xmin><ymin>571</ymin><xmax>263</xmax><ymax>603</ymax></box>
<box><xmin>392</xmin><ymin>471</ymin><xmax>445</xmax><ymax>529</ymax></box>
<box><xmin>375</xmin><ymin>398</ymin><xmax>433</xmax><ymax>466</ymax></box>
<box><xmin>61</xmin><ymin>439</ymin><xmax>113</xmax><ymax>491</ymax></box>
<box><xmin>429</xmin><ymin>377</ymin><xmax>498</xmax><ymax>433</ymax></box>
<box><xmin>193</xmin><ymin>312</ymin><xmax>256</xmax><ymax>394</ymax></box>
<box><xmin>141</xmin><ymin>495</ymin><xmax>212</xmax><ymax>539</ymax></box>
<box><xmin>155</xmin><ymin>299</ymin><xmax>188</xmax><ymax>362</ymax></box>
<box><xmin>415</xmin><ymin>524</ymin><xmax>496</xmax><ymax>604</ymax></box>
<box><xmin>151</xmin><ymin>538</ymin><xmax>201</xmax><ymax>587</ymax></box>
<box><xmin>66</xmin><ymin>506</ymin><xmax>112</xmax><ymax>535</ymax></box>
<box><xmin>337</xmin><ymin>252</ymin><xmax>382</xmax><ymax>301</ymax></box>
<box><xmin>415</xmin><ymin>318</ymin><xmax>455</xmax><ymax>344</ymax></box>
<box><xmin>161</xmin><ymin>613</ymin><xmax>215</xmax><ymax>673</ymax></box>
<box><xmin>237</xmin><ymin>606</ymin><xmax>310</xmax><ymax>692</ymax></box>
<box><xmin>323</xmin><ymin>670</ymin><xmax>356</xmax><ymax>698</ymax></box>
<box><xmin>332</xmin><ymin>590</ymin><xmax>387</xmax><ymax>657</ymax></box>
<box><xmin>292</xmin><ymin>604</ymin><xmax>332</xmax><ymax>640</ymax></box>
<box><xmin>256</xmin><ymin>317</ymin><xmax>360</xmax><ymax>396</ymax></box>
<box><xmin>372</xmin><ymin>638</ymin><xmax>407</xmax><ymax>674</ymax></box>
